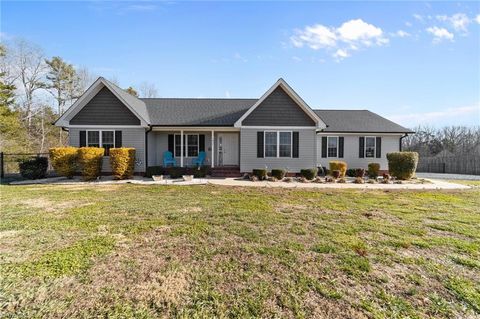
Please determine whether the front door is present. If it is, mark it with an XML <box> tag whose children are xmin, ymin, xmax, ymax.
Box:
<box><xmin>217</xmin><ymin>133</ymin><xmax>239</xmax><ymax>166</ymax></box>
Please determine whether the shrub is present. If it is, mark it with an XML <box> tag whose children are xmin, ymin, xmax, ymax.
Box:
<box><xmin>300</xmin><ymin>168</ymin><xmax>318</xmax><ymax>180</ymax></box>
<box><xmin>252</xmin><ymin>169</ymin><xmax>268</xmax><ymax>180</ymax></box>
<box><xmin>353</xmin><ymin>177</ymin><xmax>365</xmax><ymax>184</ymax></box>
<box><xmin>283</xmin><ymin>177</ymin><xmax>294</xmax><ymax>183</ymax></box>
<box><xmin>332</xmin><ymin>170</ymin><xmax>341</xmax><ymax>179</ymax></box>
<box><xmin>78</xmin><ymin>147</ymin><xmax>104</xmax><ymax>181</ymax></box>
<box><xmin>250</xmin><ymin>175</ymin><xmax>259</xmax><ymax>182</ymax></box>
<box><xmin>166</xmin><ymin>167</ymin><xmax>186</xmax><ymax>179</ymax></box>
<box><xmin>19</xmin><ymin>157</ymin><xmax>48</xmax><ymax>180</ymax></box>
<box><xmin>381</xmin><ymin>173</ymin><xmax>391</xmax><ymax>184</ymax></box>
<box><xmin>298</xmin><ymin>176</ymin><xmax>309</xmax><ymax>183</ymax></box>
<box><xmin>355</xmin><ymin>168</ymin><xmax>366</xmax><ymax>178</ymax></box>
<box><xmin>145</xmin><ymin>166</ymin><xmax>163</xmax><ymax>178</ymax></box>
<box><xmin>367</xmin><ymin>163</ymin><xmax>380</xmax><ymax>179</ymax></box>
<box><xmin>191</xmin><ymin>166</ymin><xmax>210</xmax><ymax>178</ymax></box>
<box><xmin>271</xmin><ymin>169</ymin><xmax>286</xmax><ymax>180</ymax></box>
<box><xmin>313</xmin><ymin>176</ymin><xmax>324</xmax><ymax>183</ymax></box>
<box><xmin>386</xmin><ymin>152</ymin><xmax>419</xmax><ymax>180</ymax></box>
<box><xmin>346</xmin><ymin>169</ymin><xmax>357</xmax><ymax>177</ymax></box>
<box><xmin>367</xmin><ymin>179</ymin><xmax>377</xmax><ymax>184</ymax></box>
<box><xmin>337</xmin><ymin>177</ymin><xmax>346</xmax><ymax>183</ymax></box>
<box><xmin>109</xmin><ymin>148</ymin><xmax>136</xmax><ymax>180</ymax></box>
<box><xmin>49</xmin><ymin>147</ymin><xmax>78</xmax><ymax>178</ymax></box>
<box><xmin>325</xmin><ymin>176</ymin><xmax>335</xmax><ymax>183</ymax></box>
<box><xmin>267</xmin><ymin>176</ymin><xmax>278</xmax><ymax>182</ymax></box>
<box><xmin>329</xmin><ymin>161</ymin><xmax>347</xmax><ymax>177</ymax></box>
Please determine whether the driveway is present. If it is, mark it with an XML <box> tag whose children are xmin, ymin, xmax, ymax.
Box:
<box><xmin>416</xmin><ymin>172</ymin><xmax>480</xmax><ymax>181</ymax></box>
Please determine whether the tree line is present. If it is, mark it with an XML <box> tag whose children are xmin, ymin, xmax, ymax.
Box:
<box><xmin>0</xmin><ymin>38</ymin><xmax>158</xmax><ymax>155</ymax></box>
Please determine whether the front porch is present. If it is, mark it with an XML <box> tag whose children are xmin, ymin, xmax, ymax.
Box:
<box><xmin>146</xmin><ymin>127</ymin><xmax>240</xmax><ymax>170</ymax></box>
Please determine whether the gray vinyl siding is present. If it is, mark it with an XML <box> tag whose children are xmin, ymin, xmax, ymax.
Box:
<box><xmin>70</xmin><ymin>87</ymin><xmax>141</xmax><ymax>125</ymax></box>
<box><xmin>240</xmin><ymin>128</ymin><xmax>317</xmax><ymax>173</ymax></box>
<box><xmin>316</xmin><ymin>134</ymin><xmax>402</xmax><ymax>170</ymax></box>
<box><xmin>242</xmin><ymin>87</ymin><xmax>316</xmax><ymax>126</ymax></box>
<box><xmin>69</xmin><ymin>128</ymin><xmax>146</xmax><ymax>172</ymax></box>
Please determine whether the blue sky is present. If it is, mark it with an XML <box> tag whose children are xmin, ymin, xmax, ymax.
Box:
<box><xmin>2</xmin><ymin>1</ymin><xmax>479</xmax><ymax>127</ymax></box>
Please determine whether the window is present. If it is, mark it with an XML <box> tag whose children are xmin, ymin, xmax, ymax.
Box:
<box><xmin>265</xmin><ymin>132</ymin><xmax>277</xmax><ymax>157</ymax></box>
<box><xmin>102</xmin><ymin>131</ymin><xmax>114</xmax><ymax>156</ymax></box>
<box><xmin>174</xmin><ymin>134</ymin><xmax>199</xmax><ymax>157</ymax></box>
<box><xmin>365</xmin><ymin>137</ymin><xmax>376</xmax><ymax>158</ymax></box>
<box><xmin>327</xmin><ymin>136</ymin><xmax>338</xmax><ymax>157</ymax></box>
<box><xmin>86</xmin><ymin>130</ymin><xmax>115</xmax><ymax>156</ymax></box>
<box><xmin>279</xmin><ymin>132</ymin><xmax>292</xmax><ymax>157</ymax></box>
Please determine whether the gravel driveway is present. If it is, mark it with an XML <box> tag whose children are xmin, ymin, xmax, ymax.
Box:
<box><xmin>416</xmin><ymin>172</ymin><xmax>480</xmax><ymax>180</ymax></box>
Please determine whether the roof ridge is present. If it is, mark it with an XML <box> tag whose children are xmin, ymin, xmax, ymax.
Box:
<box><xmin>313</xmin><ymin>109</ymin><xmax>370</xmax><ymax>111</ymax></box>
<box><xmin>140</xmin><ymin>97</ymin><xmax>258</xmax><ymax>100</ymax></box>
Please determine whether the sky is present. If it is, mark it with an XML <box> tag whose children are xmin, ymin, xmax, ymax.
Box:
<box><xmin>1</xmin><ymin>1</ymin><xmax>480</xmax><ymax>128</ymax></box>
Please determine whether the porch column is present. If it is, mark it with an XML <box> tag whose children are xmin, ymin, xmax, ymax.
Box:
<box><xmin>211</xmin><ymin>130</ymin><xmax>215</xmax><ymax>168</ymax></box>
<box><xmin>180</xmin><ymin>130</ymin><xmax>184</xmax><ymax>167</ymax></box>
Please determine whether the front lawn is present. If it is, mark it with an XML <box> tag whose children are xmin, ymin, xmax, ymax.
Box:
<box><xmin>1</xmin><ymin>184</ymin><xmax>479</xmax><ymax>318</ymax></box>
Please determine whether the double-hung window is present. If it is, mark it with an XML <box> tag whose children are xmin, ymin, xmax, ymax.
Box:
<box><xmin>86</xmin><ymin>130</ymin><xmax>115</xmax><ymax>156</ymax></box>
<box><xmin>327</xmin><ymin>136</ymin><xmax>338</xmax><ymax>157</ymax></box>
<box><xmin>365</xmin><ymin>136</ymin><xmax>376</xmax><ymax>158</ymax></box>
<box><xmin>174</xmin><ymin>134</ymin><xmax>199</xmax><ymax>157</ymax></box>
<box><xmin>265</xmin><ymin>131</ymin><xmax>292</xmax><ymax>158</ymax></box>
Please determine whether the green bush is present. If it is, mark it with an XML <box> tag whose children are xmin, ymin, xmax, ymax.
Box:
<box><xmin>367</xmin><ymin>163</ymin><xmax>380</xmax><ymax>179</ymax></box>
<box><xmin>252</xmin><ymin>169</ymin><xmax>268</xmax><ymax>180</ymax></box>
<box><xmin>271</xmin><ymin>169</ymin><xmax>286</xmax><ymax>180</ymax></box>
<box><xmin>166</xmin><ymin>167</ymin><xmax>186</xmax><ymax>179</ymax></box>
<box><xmin>346</xmin><ymin>168</ymin><xmax>357</xmax><ymax>177</ymax></box>
<box><xmin>329</xmin><ymin>161</ymin><xmax>347</xmax><ymax>178</ymax></box>
<box><xmin>300</xmin><ymin>168</ymin><xmax>318</xmax><ymax>180</ymax></box>
<box><xmin>145</xmin><ymin>166</ymin><xmax>210</xmax><ymax>178</ymax></box>
<box><xmin>386</xmin><ymin>152</ymin><xmax>419</xmax><ymax>180</ymax></box>
<box><xmin>191</xmin><ymin>166</ymin><xmax>210</xmax><ymax>178</ymax></box>
<box><xmin>49</xmin><ymin>147</ymin><xmax>78</xmax><ymax>178</ymax></box>
<box><xmin>355</xmin><ymin>168</ymin><xmax>365</xmax><ymax>178</ymax></box>
<box><xmin>78</xmin><ymin>147</ymin><xmax>104</xmax><ymax>181</ymax></box>
<box><xmin>145</xmin><ymin>166</ymin><xmax>163</xmax><ymax>178</ymax></box>
<box><xmin>19</xmin><ymin>157</ymin><xmax>48</xmax><ymax>180</ymax></box>
<box><xmin>109</xmin><ymin>148</ymin><xmax>136</xmax><ymax>180</ymax></box>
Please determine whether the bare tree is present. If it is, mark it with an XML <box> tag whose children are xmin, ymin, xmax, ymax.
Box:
<box><xmin>76</xmin><ymin>66</ymin><xmax>95</xmax><ymax>93</ymax></box>
<box><xmin>139</xmin><ymin>81</ymin><xmax>158</xmax><ymax>98</ymax></box>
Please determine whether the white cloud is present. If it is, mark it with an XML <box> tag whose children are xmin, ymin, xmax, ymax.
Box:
<box><xmin>388</xmin><ymin>105</ymin><xmax>479</xmax><ymax>126</ymax></box>
<box><xmin>291</xmin><ymin>56</ymin><xmax>302</xmax><ymax>62</ymax></box>
<box><xmin>476</xmin><ymin>14</ymin><xmax>480</xmax><ymax>24</ymax></box>
<box><xmin>426</xmin><ymin>26</ymin><xmax>454</xmax><ymax>43</ymax></box>
<box><xmin>413</xmin><ymin>14</ymin><xmax>424</xmax><ymax>22</ymax></box>
<box><xmin>436</xmin><ymin>13</ymin><xmax>470</xmax><ymax>33</ymax></box>
<box><xmin>405</xmin><ymin>21</ymin><xmax>413</xmax><ymax>27</ymax></box>
<box><xmin>233</xmin><ymin>52</ymin><xmax>247</xmax><ymax>62</ymax></box>
<box><xmin>291</xmin><ymin>19</ymin><xmax>388</xmax><ymax>60</ymax></box>
<box><xmin>393</xmin><ymin>30</ymin><xmax>411</xmax><ymax>37</ymax></box>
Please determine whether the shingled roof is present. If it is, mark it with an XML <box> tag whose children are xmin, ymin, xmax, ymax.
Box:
<box><xmin>314</xmin><ymin>110</ymin><xmax>413</xmax><ymax>133</ymax></box>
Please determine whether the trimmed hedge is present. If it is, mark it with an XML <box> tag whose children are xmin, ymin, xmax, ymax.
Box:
<box><xmin>367</xmin><ymin>163</ymin><xmax>380</xmax><ymax>179</ymax></box>
<box><xmin>78</xmin><ymin>147</ymin><xmax>104</xmax><ymax>180</ymax></box>
<box><xmin>19</xmin><ymin>157</ymin><xmax>48</xmax><ymax>180</ymax></box>
<box><xmin>49</xmin><ymin>147</ymin><xmax>78</xmax><ymax>178</ymax></box>
<box><xmin>271</xmin><ymin>169</ymin><xmax>286</xmax><ymax>180</ymax></box>
<box><xmin>346</xmin><ymin>168</ymin><xmax>357</xmax><ymax>177</ymax></box>
<box><xmin>386</xmin><ymin>152</ymin><xmax>418</xmax><ymax>180</ymax></box>
<box><xmin>109</xmin><ymin>148</ymin><xmax>136</xmax><ymax>180</ymax></box>
<box><xmin>329</xmin><ymin>161</ymin><xmax>347</xmax><ymax>178</ymax></box>
<box><xmin>300</xmin><ymin>168</ymin><xmax>318</xmax><ymax>180</ymax></box>
<box><xmin>145</xmin><ymin>166</ymin><xmax>210</xmax><ymax>178</ymax></box>
<box><xmin>252</xmin><ymin>169</ymin><xmax>268</xmax><ymax>180</ymax></box>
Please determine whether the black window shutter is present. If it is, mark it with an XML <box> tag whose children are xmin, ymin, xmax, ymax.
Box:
<box><xmin>359</xmin><ymin>137</ymin><xmax>365</xmax><ymax>158</ymax></box>
<box><xmin>168</xmin><ymin>134</ymin><xmax>174</xmax><ymax>153</ymax></box>
<box><xmin>79</xmin><ymin>130</ymin><xmax>86</xmax><ymax>147</ymax></box>
<box><xmin>338</xmin><ymin>137</ymin><xmax>344</xmax><ymax>158</ymax></box>
<box><xmin>292</xmin><ymin>132</ymin><xmax>299</xmax><ymax>158</ymax></box>
<box><xmin>257</xmin><ymin>131</ymin><xmax>264</xmax><ymax>158</ymax></box>
<box><xmin>376</xmin><ymin>137</ymin><xmax>382</xmax><ymax>158</ymax></box>
<box><xmin>321</xmin><ymin>136</ymin><xmax>327</xmax><ymax>158</ymax></box>
<box><xmin>115</xmin><ymin>131</ymin><xmax>122</xmax><ymax>148</ymax></box>
<box><xmin>199</xmin><ymin>134</ymin><xmax>205</xmax><ymax>152</ymax></box>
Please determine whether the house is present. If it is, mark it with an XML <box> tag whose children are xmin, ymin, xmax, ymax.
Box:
<box><xmin>54</xmin><ymin>77</ymin><xmax>413</xmax><ymax>175</ymax></box>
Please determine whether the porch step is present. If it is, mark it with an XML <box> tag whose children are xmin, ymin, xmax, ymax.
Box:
<box><xmin>211</xmin><ymin>166</ymin><xmax>242</xmax><ymax>177</ymax></box>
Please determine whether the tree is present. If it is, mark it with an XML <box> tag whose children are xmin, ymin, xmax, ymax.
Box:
<box><xmin>125</xmin><ymin>86</ymin><xmax>138</xmax><ymax>97</ymax></box>
<box><xmin>139</xmin><ymin>81</ymin><xmax>158</xmax><ymax>98</ymax></box>
<box><xmin>0</xmin><ymin>45</ymin><xmax>16</xmax><ymax>108</ymax></box>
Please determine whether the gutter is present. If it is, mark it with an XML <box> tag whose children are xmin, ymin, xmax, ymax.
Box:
<box><xmin>145</xmin><ymin>125</ymin><xmax>153</xmax><ymax>174</ymax></box>
<box><xmin>399</xmin><ymin>133</ymin><xmax>409</xmax><ymax>151</ymax></box>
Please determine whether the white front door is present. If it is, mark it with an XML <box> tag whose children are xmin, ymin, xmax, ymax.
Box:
<box><xmin>217</xmin><ymin>133</ymin><xmax>239</xmax><ymax>166</ymax></box>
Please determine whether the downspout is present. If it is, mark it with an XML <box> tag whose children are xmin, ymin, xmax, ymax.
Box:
<box><xmin>399</xmin><ymin>133</ymin><xmax>408</xmax><ymax>151</ymax></box>
<box><xmin>145</xmin><ymin>125</ymin><xmax>153</xmax><ymax>175</ymax></box>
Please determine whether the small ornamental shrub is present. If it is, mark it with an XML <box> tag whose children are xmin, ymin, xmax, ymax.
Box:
<box><xmin>192</xmin><ymin>166</ymin><xmax>210</xmax><ymax>178</ymax></box>
<box><xmin>329</xmin><ymin>161</ymin><xmax>347</xmax><ymax>178</ymax></box>
<box><xmin>298</xmin><ymin>176</ymin><xmax>309</xmax><ymax>183</ymax></box>
<box><xmin>367</xmin><ymin>179</ymin><xmax>377</xmax><ymax>184</ymax></box>
<box><xmin>354</xmin><ymin>177</ymin><xmax>365</xmax><ymax>184</ymax></box>
<box><xmin>78</xmin><ymin>147</ymin><xmax>104</xmax><ymax>181</ymax></box>
<box><xmin>19</xmin><ymin>157</ymin><xmax>48</xmax><ymax>180</ymax></box>
<box><xmin>317</xmin><ymin>166</ymin><xmax>326</xmax><ymax>177</ymax></box>
<box><xmin>314</xmin><ymin>176</ymin><xmax>324</xmax><ymax>183</ymax></box>
<box><xmin>49</xmin><ymin>147</ymin><xmax>78</xmax><ymax>178</ymax></box>
<box><xmin>355</xmin><ymin>168</ymin><xmax>366</xmax><ymax>178</ymax></box>
<box><xmin>367</xmin><ymin>163</ymin><xmax>380</xmax><ymax>179</ymax></box>
<box><xmin>267</xmin><ymin>176</ymin><xmax>278</xmax><ymax>182</ymax></box>
<box><xmin>325</xmin><ymin>176</ymin><xmax>335</xmax><ymax>183</ymax></box>
<box><xmin>332</xmin><ymin>170</ymin><xmax>341</xmax><ymax>179</ymax></box>
<box><xmin>145</xmin><ymin>166</ymin><xmax>163</xmax><ymax>178</ymax></box>
<box><xmin>381</xmin><ymin>173</ymin><xmax>391</xmax><ymax>184</ymax></box>
<box><xmin>271</xmin><ymin>169</ymin><xmax>286</xmax><ymax>180</ymax></box>
<box><xmin>252</xmin><ymin>169</ymin><xmax>268</xmax><ymax>180</ymax></box>
<box><xmin>386</xmin><ymin>152</ymin><xmax>419</xmax><ymax>180</ymax></box>
<box><xmin>166</xmin><ymin>167</ymin><xmax>186</xmax><ymax>179</ymax></box>
<box><xmin>346</xmin><ymin>169</ymin><xmax>357</xmax><ymax>177</ymax></box>
<box><xmin>250</xmin><ymin>175</ymin><xmax>259</xmax><ymax>182</ymax></box>
<box><xmin>300</xmin><ymin>168</ymin><xmax>318</xmax><ymax>180</ymax></box>
<box><xmin>109</xmin><ymin>148</ymin><xmax>136</xmax><ymax>180</ymax></box>
<box><xmin>337</xmin><ymin>177</ymin><xmax>347</xmax><ymax>183</ymax></box>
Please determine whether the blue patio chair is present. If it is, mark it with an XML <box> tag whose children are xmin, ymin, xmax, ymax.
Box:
<box><xmin>163</xmin><ymin>151</ymin><xmax>176</xmax><ymax>167</ymax></box>
<box><xmin>193</xmin><ymin>151</ymin><xmax>206</xmax><ymax>167</ymax></box>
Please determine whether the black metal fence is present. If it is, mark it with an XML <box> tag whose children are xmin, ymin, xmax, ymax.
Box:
<box><xmin>0</xmin><ymin>152</ymin><xmax>54</xmax><ymax>178</ymax></box>
<box><xmin>416</xmin><ymin>155</ymin><xmax>480</xmax><ymax>175</ymax></box>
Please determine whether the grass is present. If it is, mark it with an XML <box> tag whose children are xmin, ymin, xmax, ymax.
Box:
<box><xmin>0</xmin><ymin>182</ymin><xmax>479</xmax><ymax>318</ymax></box>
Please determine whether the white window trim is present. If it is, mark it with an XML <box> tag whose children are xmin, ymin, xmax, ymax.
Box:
<box><xmin>264</xmin><ymin>131</ymin><xmax>293</xmax><ymax>158</ymax></box>
<box><xmin>327</xmin><ymin>136</ymin><xmax>339</xmax><ymax>158</ymax></box>
<box><xmin>86</xmin><ymin>130</ymin><xmax>115</xmax><ymax>156</ymax></box>
<box><xmin>174</xmin><ymin>133</ymin><xmax>199</xmax><ymax>158</ymax></box>
<box><xmin>365</xmin><ymin>136</ymin><xmax>376</xmax><ymax>158</ymax></box>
